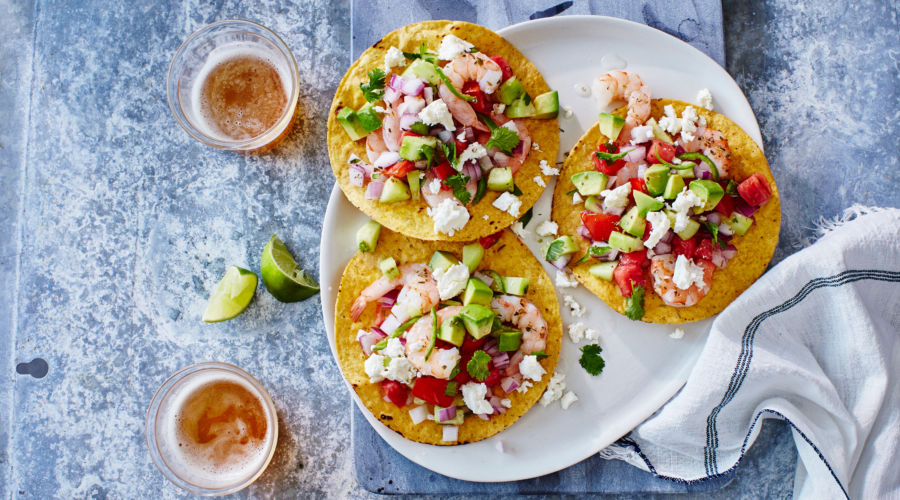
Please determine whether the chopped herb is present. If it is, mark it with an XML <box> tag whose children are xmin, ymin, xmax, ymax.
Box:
<box><xmin>579</xmin><ymin>344</ymin><xmax>605</xmax><ymax>375</ymax></box>
<box><xmin>511</xmin><ymin>184</ymin><xmax>523</xmax><ymax>196</ymax></box>
<box><xmin>441</xmin><ymin>141</ymin><xmax>458</xmax><ymax>169</ymax></box>
<box><xmin>449</xmin><ymin>364</ymin><xmax>460</xmax><ymax>379</ymax></box>
<box><xmin>444</xmin><ymin>173</ymin><xmax>472</xmax><ymax>205</ymax></box>
<box><xmin>425</xmin><ymin>307</ymin><xmax>437</xmax><ymax>360</ymax></box>
<box><xmin>545</xmin><ymin>239</ymin><xmax>566</xmax><ymax>262</ymax></box>
<box><xmin>725</xmin><ymin>179</ymin><xmax>739</xmax><ymax>196</ymax></box>
<box><xmin>421</xmin><ymin>144</ymin><xmax>436</xmax><ymax>167</ymax></box>
<box><xmin>703</xmin><ymin>222</ymin><xmax>727</xmax><ymax>249</ymax></box>
<box><xmin>624</xmin><ymin>285</ymin><xmax>645</xmax><ymax>320</ymax></box>
<box><xmin>466</xmin><ymin>350</ymin><xmax>492</xmax><ymax>381</ymax></box>
<box><xmin>575</xmin><ymin>245</ymin><xmax>612</xmax><ymax>264</ymax></box>
<box><xmin>402</xmin><ymin>43</ymin><xmax>437</xmax><ymax>63</ymax></box>
<box><xmin>473</xmin><ymin>175</ymin><xmax>487</xmax><ymax>204</ymax></box>
<box><xmin>531</xmin><ymin>350</ymin><xmax>550</xmax><ymax>360</ymax></box>
<box><xmin>349</xmin><ymin>158</ymin><xmax>361</xmax><ymax>164</ymax></box>
<box><xmin>519</xmin><ymin>207</ymin><xmax>534</xmax><ymax>228</ymax></box>
<box><xmin>486</xmin><ymin>126</ymin><xmax>520</xmax><ymax>155</ymax></box>
<box><xmin>360</xmin><ymin>68</ymin><xmax>386</xmax><ymax>103</ymax></box>
<box><xmin>434</xmin><ymin>65</ymin><xmax>476</xmax><ymax>102</ymax></box>
<box><xmin>445</xmin><ymin>381</ymin><xmax>458</xmax><ymax>397</ymax></box>
<box><xmin>678</xmin><ymin>152</ymin><xmax>719</xmax><ymax>180</ymax></box>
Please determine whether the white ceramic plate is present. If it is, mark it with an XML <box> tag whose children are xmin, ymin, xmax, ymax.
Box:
<box><xmin>320</xmin><ymin>15</ymin><xmax>762</xmax><ymax>482</ymax></box>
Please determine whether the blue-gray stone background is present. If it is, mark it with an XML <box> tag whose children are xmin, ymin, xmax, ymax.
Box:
<box><xmin>1</xmin><ymin>0</ymin><xmax>896</xmax><ymax>498</ymax></box>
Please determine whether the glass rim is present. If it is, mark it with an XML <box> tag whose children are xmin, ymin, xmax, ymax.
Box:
<box><xmin>145</xmin><ymin>361</ymin><xmax>279</xmax><ymax>496</ymax></box>
<box><xmin>166</xmin><ymin>19</ymin><xmax>299</xmax><ymax>150</ymax></box>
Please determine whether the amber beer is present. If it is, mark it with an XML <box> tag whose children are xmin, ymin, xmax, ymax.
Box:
<box><xmin>147</xmin><ymin>363</ymin><xmax>278</xmax><ymax>495</ymax></box>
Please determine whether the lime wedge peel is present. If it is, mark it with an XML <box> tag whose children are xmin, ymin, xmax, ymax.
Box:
<box><xmin>202</xmin><ymin>266</ymin><xmax>258</xmax><ymax>322</ymax></box>
<box><xmin>260</xmin><ymin>234</ymin><xmax>320</xmax><ymax>303</ymax></box>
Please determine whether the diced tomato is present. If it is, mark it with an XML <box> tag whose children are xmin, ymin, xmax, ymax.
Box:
<box><xmin>613</xmin><ymin>250</ymin><xmax>648</xmax><ymax>297</ymax></box>
<box><xmin>462</xmin><ymin>81</ymin><xmax>489</xmax><ymax>114</ymax></box>
<box><xmin>401</xmin><ymin>130</ymin><xmax>422</xmax><ymax>139</ymax></box>
<box><xmin>645</xmin><ymin>140</ymin><xmax>676</xmax><ymax>164</ymax></box>
<box><xmin>411</xmin><ymin>376</ymin><xmax>455</xmax><ymax>407</ymax></box>
<box><xmin>461</xmin><ymin>336</ymin><xmax>488</xmax><ymax>357</ymax></box>
<box><xmin>432</xmin><ymin>162</ymin><xmax>455</xmax><ymax>183</ymax></box>
<box><xmin>619</xmin><ymin>249</ymin><xmax>648</xmax><ymax>267</ymax></box>
<box><xmin>490</xmin><ymin>56</ymin><xmax>514</xmax><ymax>82</ymax></box>
<box><xmin>434</xmin><ymin>339</ymin><xmax>456</xmax><ymax>350</ymax></box>
<box><xmin>714</xmin><ymin>194</ymin><xmax>737</xmax><ymax>215</ymax></box>
<box><xmin>383</xmin><ymin>160</ymin><xmax>417</xmax><ymax>178</ymax></box>
<box><xmin>381</xmin><ymin>380</ymin><xmax>410</xmax><ymax>408</ymax></box>
<box><xmin>479</xmin><ymin>230</ymin><xmax>503</xmax><ymax>249</ymax></box>
<box><xmin>581</xmin><ymin>212</ymin><xmax>621</xmax><ymax>242</ymax></box>
<box><xmin>737</xmin><ymin>173</ymin><xmax>772</xmax><ymax>206</ymax></box>
<box><xmin>592</xmin><ymin>142</ymin><xmax>626</xmax><ymax>175</ymax></box>
<box><xmin>694</xmin><ymin>238</ymin><xmax>714</xmax><ymax>261</ymax></box>
<box><xmin>483</xmin><ymin>366</ymin><xmax>502</xmax><ymax>387</ymax></box>
<box><xmin>672</xmin><ymin>236</ymin><xmax>697</xmax><ymax>258</ymax></box>
<box><xmin>629</xmin><ymin>178</ymin><xmax>648</xmax><ymax>195</ymax></box>
<box><xmin>453</xmin><ymin>362</ymin><xmax>470</xmax><ymax>385</ymax></box>
<box><xmin>455</xmin><ymin>139</ymin><xmax>468</xmax><ymax>155</ymax></box>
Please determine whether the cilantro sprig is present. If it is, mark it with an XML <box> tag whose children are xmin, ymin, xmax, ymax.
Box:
<box><xmin>360</xmin><ymin>68</ymin><xmax>386</xmax><ymax>103</ymax></box>
<box><xmin>402</xmin><ymin>43</ymin><xmax>437</xmax><ymax>64</ymax></box>
<box><xmin>444</xmin><ymin>173</ymin><xmax>471</xmax><ymax>205</ymax></box>
<box><xmin>441</xmin><ymin>141</ymin><xmax>458</xmax><ymax>169</ymax></box>
<box><xmin>703</xmin><ymin>222</ymin><xmax>727</xmax><ymax>249</ymax></box>
<box><xmin>624</xmin><ymin>285</ymin><xmax>645</xmax><ymax>320</ymax></box>
<box><xmin>579</xmin><ymin>344</ymin><xmax>606</xmax><ymax>376</ymax></box>
<box><xmin>478</xmin><ymin>113</ymin><xmax>521</xmax><ymax>155</ymax></box>
<box><xmin>466</xmin><ymin>350</ymin><xmax>491</xmax><ymax>381</ymax></box>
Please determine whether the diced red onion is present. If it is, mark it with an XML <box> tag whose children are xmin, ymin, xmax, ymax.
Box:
<box><xmin>365</xmin><ymin>181</ymin><xmax>384</xmax><ymax>200</ymax></box>
<box><xmin>374</xmin><ymin>151</ymin><xmax>402</xmax><ymax>168</ymax></box>
<box><xmin>358</xmin><ymin>330</ymin><xmax>383</xmax><ymax>356</ymax></box>
<box><xmin>489</xmin><ymin>396</ymin><xmax>507</xmax><ymax>414</ymax></box>
<box><xmin>383</xmin><ymin>87</ymin><xmax>400</xmax><ymax>104</ymax></box>
<box><xmin>624</xmin><ymin>146</ymin><xmax>646</xmax><ymax>163</ymax></box>
<box><xmin>399</xmin><ymin>113</ymin><xmax>419</xmax><ymax>131</ymax></box>
<box><xmin>660</xmin><ymin>229</ymin><xmax>675</xmax><ymax>244</ymax></box>
<box><xmin>477</xmin><ymin>413</ymin><xmax>490</xmax><ymax>421</ymax></box>
<box><xmin>383</xmin><ymin>394</ymin><xmax>392</xmax><ymax>403</ymax></box>
<box><xmin>437</xmin><ymin>130</ymin><xmax>454</xmax><ymax>143</ymax></box>
<box><xmin>653</xmin><ymin>241</ymin><xmax>672</xmax><ymax>255</ymax></box>
<box><xmin>606</xmin><ymin>175</ymin><xmax>617</xmax><ymax>189</ymax></box>
<box><xmin>349</xmin><ymin>164</ymin><xmax>366</xmax><ymax>187</ymax></box>
<box><xmin>735</xmin><ymin>201</ymin><xmax>758</xmax><ymax>217</ymax></box>
<box><xmin>409</xmin><ymin>405</ymin><xmax>428</xmax><ymax>425</ymax></box>
<box><xmin>462</xmin><ymin>162</ymin><xmax>482</xmax><ymax>181</ymax></box>
<box><xmin>493</xmin><ymin>151</ymin><xmax>510</xmax><ymax>167</ymax></box>
<box><xmin>578</xmin><ymin>225</ymin><xmax>592</xmax><ymax>241</ymax></box>
<box><xmin>550</xmin><ymin>254</ymin><xmax>572</xmax><ymax>270</ymax></box>
<box><xmin>473</xmin><ymin>271</ymin><xmax>493</xmax><ymax>287</ymax></box>
<box><xmin>401</xmin><ymin>78</ymin><xmax>425</xmax><ymax>96</ymax></box>
<box><xmin>388</xmin><ymin>74</ymin><xmax>405</xmax><ymax>92</ymax></box>
<box><xmin>442</xmin><ymin>425</ymin><xmax>459</xmax><ymax>441</ymax></box>
<box><xmin>423</xmin><ymin>86</ymin><xmax>433</xmax><ymax>104</ymax></box>
<box><xmin>706</xmin><ymin>212</ymin><xmax>722</xmax><ymax>225</ymax></box>
<box><xmin>464</xmin><ymin>127</ymin><xmax>475</xmax><ymax>141</ymax></box>
<box><xmin>694</xmin><ymin>162</ymin><xmax>711</xmax><ymax>179</ymax></box>
<box><xmin>637</xmin><ymin>163</ymin><xmax>648</xmax><ymax>178</ymax></box>
<box><xmin>723</xmin><ymin>244</ymin><xmax>737</xmax><ymax>259</ymax></box>
<box><xmin>377</xmin><ymin>289</ymin><xmax>399</xmax><ymax>308</ymax></box>
<box><xmin>399</xmin><ymin>96</ymin><xmax>425</xmax><ymax>115</ymax></box>
<box><xmin>492</xmin><ymin>352</ymin><xmax>510</xmax><ymax>370</ymax></box>
<box><xmin>483</xmin><ymin>339</ymin><xmax>499</xmax><ymax>356</ymax></box>
<box><xmin>414</xmin><ymin>160</ymin><xmax>427</xmax><ymax>169</ymax></box>
<box><xmin>370</xmin><ymin>327</ymin><xmax>387</xmax><ymax>338</ymax></box>
<box><xmin>501</xmin><ymin>376</ymin><xmax>519</xmax><ymax>393</ymax></box>
<box><xmin>436</xmin><ymin>406</ymin><xmax>457</xmax><ymax>423</ymax></box>
<box><xmin>718</xmin><ymin>222</ymin><xmax>733</xmax><ymax>236</ymax></box>
<box><xmin>604</xmin><ymin>249</ymin><xmax>620</xmax><ymax>262</ymax></box>
<box><xmin>701</xmin><ymin>170</ymin><xmax>712</xmax><ymax>180</ymax></box>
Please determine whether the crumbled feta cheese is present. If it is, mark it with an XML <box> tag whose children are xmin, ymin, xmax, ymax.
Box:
<box><xmin>418</xmin><ymin>99</ymin><xmax>456</xmax><ymax>131</ymax></box>
<box><xmin>433</xmin><ymin>263</ymin><xmax>470</xmax><ymax>300</ymax></box>
<box><xmin>427</xmin><ymin>178</ymin><xmax>442</xmax><ymax>195</ymax></box>
<box><xmin>539</xmin><ymin>371</ymin><xmax>566</xmax><ymax>406</ymax></box>
<box><xmin>519</xmin><ymin>355</ymin><xmax>546</xmax><ymax>382</ymax></box>
<box><xmin>373</xmin><ymin>105</ymin><xmax>387</xmax><ymax>113</ymax></box>
<box><xmin>601</xmin><ymin>183</ymin><xmax>632</xmax><ymax>209</ymax></box>
<box><xmin>659</xmin><ymin>104</ymin><xmax>681</xmax><ymax>135</ymax></box>
<box><xmin>630</xmin><ymin>125</ymin><xmax>654</xmax><ymax>143</ymax></box>
<box><xmin>384</xmin><ymin>46</ymin><xmax>405</xmax><ymax>69</ymax></box>
<box><xmin>681</xmin><ymin>106</ymin><xmax>700</xmax><ymax>143</ymax></box>
<box><xmin>510</xmin><ymin>221</ymin><xmax>528</xmax><ymax>238</ymax></box>
<box><xmin>540</xmin><ymin>159</ymin><xmax>560</xmax><ymax>176</ymax></box>
<box><xmin>673</xmin><ymin>254</ymin><xmax>707</xmax><ymax>290</ymax></box>
<box><xmin>560</xmin><ymin>391</ymin><xmax>579</xmax><ymax>410</ymax></box>
<box><xmin>461</xmin><ymin>382</ymin><xmax>493</xmax><ymax>415</ymax></box>
<box><xmin>364</xmin><ymin>354</ymin><xmax>386</xmax><ymax>383</ymax></box>
<box><xmin>563</xmin><ymin>294</ymin><xmax>585</xmax><ymax>317</ymax></box>
<box><xmin>535</xmin><ymin>220</ymin><xmax>558</xmax><ymax>238</ymax></box>
<box><xmin>670</xmin><ymin>327</ymin><xmax>686</xmax><ymax>339</ymax></box>
<box><xmin>516</xmin><ymin>380</ymin><xmax>533</xmax><ymax>393</ymax></box>
<box><xmin>556</xmin><ymin>271</ymin><xmax>579</xmax><ymax>288</ymax></box>
<box><xmin>568</xmin><ymin>322</ymin><xmax>587</xmax><ymax>343</ymax></box>
<box><xmin>438</xmin><ymin>35</ymin><xmax>474</xmax><ymax>61</ymax></box>
<box><xmin>671</xmin><ymin>187</ymin><xmax>703</xmax><ymax>232</ymax></box>
<box><xmin>644</xmin><ymin>211</ymin><xmax>671</xmax><ymax>249</ymax></box>
<box><xmin>562</xmin><ymin>106</ymin><xmax>574</xmax><ymax>118</ymax></box>
<box><xmin>495</xmin><ymin>440</ymin><xmax>505</xmax><ymax>453</ymax></box>
<box><xmin>456</xmin><ymin>131</ymin><xmax>466</xmax><ymax>141</ymax></box>
<box><xmin>493</xmin><ymin>103</ymin><xmax>506</xmax><ymax>115</ymax></box>
<box><xmin>384</xmin><ymin>357</ymin><xmax>416</xmax><ymax>385</ymax></box>
<box><xmin>532</xmin><ymin>142</ymin><xmax>542</xmax><ymax>152</ymax></box>
<box><xmin>584</xmin><ymin>326</ymin><xmax>600</xmax><ymax>342</ymax></box>
<box><xmin>458</xmin><ymin>142</ymin><xmax>487</xmax><ymax>165</ymax></box>
<box><xmin>382</xmin><ymin>337</ymin><xmax>405</xmax><ymax>358</ymax></box>
<box><xmin>572</xmin><ymin>192</ymin><xmax>584</xmax><ymax>204</ymax></box>
<box><xmin>533</xmin><ymin>176</ymin><xmax>546</xmax><ymax>188</ymax></box>
<box><xmin>493</xmin><ymin>192</ymin><xmax>522</xmax><ymax>217</ymax></box>
<box><xmin>483</xmin><ymin>214</ymin><xmax>489</xmax><ymax>220</ymax></box>
<box><xmin>500</xmin><ymin>398</ymin><xmax>512</xmax><ymax>408</ymax></box>
<box><xmin>696</xmin><ymin>88</ymin><xmax>714</xmax><ymax>110</ymax></box>
<box><xmin>427</xmin><ymin>198</ymin><xmax>470</xmax><ymax>236</ymax></box>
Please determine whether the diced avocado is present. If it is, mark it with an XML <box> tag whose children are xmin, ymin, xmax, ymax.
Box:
<box><xmin>501</xmin><ymin>277</ymin><xmax>529</xmax><ymax>296</ymax></box>
<box><xmin>463</xmin><ymin>278</ymin><xmax>493</xmax><ymax>307</ymax></box>
<box><xmin>434</xmin><ymin>406</ymin><xmax>465</xmax><ymax>425</ymax></box>
<box><xmin>597</xmin><ymin>112</ymin><xmax>626</xmax><ymax>141</ymax></box>
<box><xmin>497</xmin><ymin>77</ymin><xmax>526</xmax><ymax>105</ymax></box>
<box><xmin>689</xmin><ymin>180</ymin><xmax>725</xmax><ymax>212</ymax></box>
<box><xmin>438</xmin><ymin>317</ymin><xmax>466</xmax><ymax>347</ymax></box>
<box><xmin>487</xmin><ymin>167</ymin><xmax>513</xmax><ymax>192</ymax></box>
<box><xmin>378</xmin><ymin>257</ymin><xmax>399</xmax><ymax>279</ymax></box>
<box><xmin>462</xmin><ymin>244</ymin><xmax>484</xmax><ymax>273</ymax></box>
<box><xmin>460</xmin><ymin>304</ymin><xmax>495</xmax><ymax>339</ymax></box>
<box><xmin>399</xmin><ymin>135</ymin><xmax>438</xmax><ymax>162</ymax></box>
<box><xmin>584</xmin><ymin>195</ymin><xmax>603</xmax><ymax>213</ymax></box>
<box><xmin>498</xmin><ymin>330</ymin><xmax>523</xmax><ymax>352</ymax></box>
<box><xmin>401</xmin><ymin>58</ymin><xmax>441</xmax><ymax>86</ymax></box>
<box><xmin>675</xmin><ymin>218</ymin><xmax>701</xmax><ymax>240</ymax></box>
<box><xmin>409</xmin><ymin>121</ymin><xmax>430</xmax><ymax>135</ymax></box>
<box><xmin>505</xmin><ymin>94</ymin><xmax>535</xmax><ymax>118</ymax></box>
<box><xmin>356</xmin><ymin>102</ymin><xmax>383</xmax><ymax>133</ymax></box>
<box><xmin>663</xmin><ymin>174</ymin><xmax>686</xmax><ymax>200</ymax></box>
<box><xmin>533</xmin><ymin>91</ymin><xmax>559</xmax><ymax>119</ymax></box>
<box><xmin>608</xmin><ymin>231</ymin><xmax>643</xmax><ymax>253</ymax></box>
<box><xmin>679</xmin><ymin>164</ymin><xmax>696</xmax><ymax>179</ymax></box>
<box><xmin>546</xmin><ymin>235</ymin><xmax>579</xmax><ymax>260</ymax></box>
<box><xmin>407</xmin><ymin>171</ymin><xmax>422</xmax><ymax>201</ymax></box>
<box><xmin>644</xmin><ymin>165</ymin><xmax>670</xmax><ymax>196</ymax></box>
<box><xmin>356</xmin><ymin>220</ymin><xmax>381</xmax><ymax>252</ymax></box>
<box><xmin>619</xmin><ymin>206</ymin><xmax>646</xmax><ymax>238</ymax></box>
<box><xmin>379</xmin><ymin>176</ymin><xmax>411</xmax><ymax>203</ymax></box>
<box><xmin>588</xmin><ymin>261</ymin><xmax>618</xmax><ymax>281</ymax></box>
<box><xmin>725</xmin><ymin>212</ymin><xmax>754</xmax><ymax>236</ymax></box>
<box><xmin>486</xmin><ymin>270</ymin><xmax>505</xmax><ymax>293</ymax></box>
<box><xmin>633</xmin><ymin>191</ymin><xmax>664</xmax><ymax>216</ymax></box>
<box><xmin>571</xmin><ymin>171</ymin><xmax>609</xmax><ymax>197</ymax></box>
<box><xmin>646</xmin><ymin>117</ymin><xmax>673</xmax><ymax>144</ymax></box>
<box><xmin>429</xmin><ymin>250</ymin><xmax>459</xmax><ymax>273</ymax></box>
<box><xmin>336</xmin><ymin>107</ymin><xmax>368</xmax><ymax>141</ymax></box>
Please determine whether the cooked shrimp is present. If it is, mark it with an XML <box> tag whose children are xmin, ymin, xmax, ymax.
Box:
<box><xmin>444</xmin><ymin>52</ymin><xmax>504</xmax><ymax>94</ymax></box>
<box><xmin>350</xmin><ymin>263</ymin><xmax>439</xmax><ymax>321</ymax></box>
<box><xmin>491</xmin><ymin>295</ymin><xmax>548</xmax><ymax>354</ymax></box>
<box><xmin>438</xmin><ymin>84</ymin><xmax>489</xmax><ymax>132</ymax></box>
<box><xmin>504</xmin><ymin>120</ymin><xmax>532</xmax><ymax>175</ymax></box>
<box><xmin>592</xmin><ymin>71</ymin><xmax>651</xmax><ymax>143</ymax></box>
<box><xmin>697</xmin><ymin>128</ymin><xmax>732</xmax><ymax>178</ymax></box>
<box><xmin>650</xmin><ymin>254</ymin><xmax>715</xmax><ymax>307</ymax></box>
<box><xmin>381</xmin><ymin>98</ymin><xmax>402</xmax><ymax>152</ymax></box>
<box><xmin>404</xmin><ymin>306</ymin><xmax>462</xmax><ymax>379</ymax></box>
<box><xmin>365</xmin><ymin>131</ymin><xmax>388</xmax><ymax>163</ymax></box>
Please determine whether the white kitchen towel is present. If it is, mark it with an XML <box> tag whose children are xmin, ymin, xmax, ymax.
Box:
<box><xmin>603</xmin><ymin>207</ymin><xmax>900</xmax><ymax>499</ymax></box>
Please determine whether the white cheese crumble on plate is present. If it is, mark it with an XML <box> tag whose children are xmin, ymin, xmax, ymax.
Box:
<box><xmin>560</xmin><ymin>391</ymin><xmax>579</xmax><ymax>410</ymax></box>
<box><xmin>696</xmin><ymin>88</ymin><xmax>714</xmax><ymax>110</ymax></box>
<box><xmin>555</xmin><ymin>270</ymin><xmax>579</xmax><ymax>288</ymax></box>
<box><xmin>539</xmin><ymin>371</ymin><xmax>566</xmax><ymax>406</ymax></box>
<box><xmin>670</xmin><ymin>327</ymin><xmax>686</xmax><ymax>339</ymax></box>
<box><xmin>540</xmin><ymin>159</ymin><xmax>560</xmax><ymax>176</ymax></box>
<box><xmin>535</xmin><ymin>220</ymin><xmax>558</xmax><ymax>238</ymax></box>
<box><xmin>563</xmin><ymin>294</ymin><xmax>586</xmax><ymax>317</ymax></box>
<box><xmin>567</xmin><ymin>322</ymin><xmax>600</xmax><ymax>343</ymax></box>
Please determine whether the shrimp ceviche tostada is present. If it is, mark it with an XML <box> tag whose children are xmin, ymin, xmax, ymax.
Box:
<box><xmin>334</xmin><ymin>229</ymin><xmax>561</xmax><ymax>444</ymax></box>
<box><xmin>327</xmin><ymin>21</ymin><xmax>560</xmax><ymax>241</ymax></box>
<box><xmin>550</xmin><ymin>71</ymin><xmax>780</xmax><ymax>323</ymax></box>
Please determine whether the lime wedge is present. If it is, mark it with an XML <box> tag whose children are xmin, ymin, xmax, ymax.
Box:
<box><xmin>202</xmin><ymin>266</ymin><xmax>258</xmax><ymax>322</ymax></box>
<box><xmin>261</xmin><ymin>234</ymin><xmax>319</xmax><ymax>302</ymax></box>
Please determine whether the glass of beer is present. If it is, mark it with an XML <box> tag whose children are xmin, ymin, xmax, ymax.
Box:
<box><xmin>167</xmin><ymin>20</ymin><xmax>299</xmax><ymax>152</ymax></box>
<box><xmin>146</xmin><ymin>362</ymin><xmax>278</xmax><ymax>496</ymax></box>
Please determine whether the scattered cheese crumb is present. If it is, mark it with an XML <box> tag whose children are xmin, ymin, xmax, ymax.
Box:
<box><xmin>433</xmin><ymin>263</ymin><xmax>470</xmax><ymax>300</ymax></box>
<box><xmin>438</xmin><ymin>35</ymin><xmax>474</xmax><ymax>61</ymax></box>
<box><xmin>461</xmin><ymin>382</ymin><xmax>493</xmax><ymax>415</ymax></box>
<box><xmin>515</xmin><ymin>380</ymin><xmax>533</xmax><ymax>393</ymax></box>
<box><xmin>519</xmin><ymin>355</ymin><xmax>546</xmax><ymax>382</ymax></box>
<box><xmin>568</xmin><ymin>322</ymin><xmax>587</xmax><ymax>343</ymax></box>
<box><xmin>535</xmin><ymin>220</ymin><xmax>558</xmax><ymax>238</ymax></box>
<box><xmin>670</xmin><ymin>327</ymin><xmax>686</xmax><ymax>339</ymax></box>
<box><xmin>673</xmin><ymin>255</ymin><xmax>707</xmax><ymax>290</ymax></box>
<box><xmin>539</xmin><ymin>159</ymin><xmax>560</xmax><ymax>176</ymax></box>
<box><xmin>418</xmin><ymin>99</ymin><xmax>456</xmax><ymax>131</ymax></box>
<box><xmin>510</xmin><ymin>221</ymin><xmax>529</xmax><ymax>238</ymax></box>
<box><xmin>384</xmin><ymin>46</ymin><xmax>405</xmax><ymax>69</ymax></box>
<box><xmin>556</xmin><ymin>271</ymin><xmax>579</xmax><ymax>288</ymax></box>
<box><xmin>696</xmin><ymin>88</ymin><xmax>714</xmax><ymax>110</ymax></box>
<box><xmin>644</xmin><ymin>211</ymin><xmax>671</xmax><ymax>249</ymax></box>
<box><xmin>560</xmin><ymin>391</ymin><xmax>579</xmax><ymax>410</ymax></box>
<box><xmin>539</xmin><ymin>371</ymin><xmax>566</xmax><ymax>406</ymax></box>
<box><xmin>458</xmin><ymin>142</ymin><xmax>487</xmax><ymax>165</ymax></box>
<box><xmin>427</xmin><ymin>198</ymin><xmax>469</xmax><ymax>236</ymax></box>
<box><xmin>532</xmin><ymin>142</ymin><xmax>542</xmax><ymax>152</ymax></box>
<box><xmin>483</xmin><ymin>214</ymin><xmax>489</xmax><ymax>220</ymax></box>
<box><xmin>601</xmin><ymin>183</ymin><xmax>632</xmax><ymax>209</ymax></box>
<box><xmin>533</xmin><ymin>176</ymin><xmax>546</xmax><ymax>188</ymax></box>
<box><xmin>562</xmin><ymin>106</ymin><xmax>574</xmax><ymax>118</ymax></box>
<box><xmin>563</xmin><ymin>294</ymin><xmax>585</xmax><ymax>317</ymax></box>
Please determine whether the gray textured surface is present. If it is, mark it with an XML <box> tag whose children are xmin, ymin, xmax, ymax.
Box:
<box><xmin>2</xmin><ymin>0</ymin><xmax>897</xmax><ymax>498</ymax></box>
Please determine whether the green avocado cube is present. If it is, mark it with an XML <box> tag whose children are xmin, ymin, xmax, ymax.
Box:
<box><xmin>644</xmin><ymin>164</ymin><xmax>671</xmax><ymax>197</ymax></box>
<box><xmin>533</xmin><ymin>90</ymin><xmax>559</xmax><ymax>119</ymax></box>
<box><xmin>619</xmin><ymin>206</ymin><xmax>646</xmax><ymax>238</ymax></box>
<box><xmin>487</xmin><ymin>167</ymin><xmax>514</xmax><ymax>192</ymax></box>
<box><xmin>399</xmin><ymin>135</ymin><xmax>438</xmax><ymax>162</ymax></box>
<box><xmin>498</xmin><ymin>330</ymin><xmax>523</xmax><ymax>352</ymax></box>
<box><xmin>336</xmin><ymin>107</ymin><xmax>368</xmax><ymax>141</ymax></box>
<box><xmin>429</xmin><ymin>250</ymin><xmax>459</xmax><ymax>273</ymax></box>
<box><xmin>438</xmin><ymin>317</ymin><xmax>466</xmax><ymax>347</ymax></box>
<box><xmin>356</xmin><ymin>102</ymin><xmax>383</xmax><ymax>133</ymax></box>
<box><xmin>501</xmin><ymin>277</ymin><xmax>529</xmax><ymax>296</ymax></box>
<box><xmin>646</xmin><ymin>117</ymin><xmax>673</xmax><ymax>144</ymax></box>
<box><xmin>409</xmin><ymin>121</ymin><xmax>430</xmax><ymax>135</ymax></box>
<box><xmin>597</xmin><ymin>112</ymin><xmax>626</xmax><ymax>142</ymax></box>
<box><xmin>378</xmin><ymin>257</ymin><xmax>399</xmax><ymax>279</ymax></box>
<box><xmin>462</xmin><ymin>243</ymin><xmax>484</xmax><ymax>273</ymax></box>
<box><xmin>505</xmin><ymin>94</ymin><xmax>535</xmax><ymax>118</ymax></box>
<box><xmin>675</xmin><ymin>218</ymin><xmax>701</xmax><ymax>240</ymax></box>
<box><xmin>608</xmin><ymin>231</ymin><xmax>644</xmax><ymax>253</ymax></box>
<box><xmin>584</xmin><ymin>195</ymin><xmax>603</xmax><ymax>213</ymax></box>
<box><xmin>633</xmin><ymin>191</ymin><xmax>664</xmax><ymax>216</ymax></box>
<box><xmin>588</xmin><ymin>261</ymin><xmax>618</xmax><ymax>281</ymax></box>
<box><xmin>497</xmin><ymin>77</ymin><xmax>526</xmax><ymax>105</ymax></box>
<box><xmin>356</xmin><ymin>220</ymin><xmax>382</xmax><ymax>252</ymax></box>
<box><xmin>663</xmin><ymin>174</ymin><xmax>686</xmax><ymax>200</ymax></box>
<box><xmin>689</xmin><ymin>180</ymin><xmax>725</xmax><ymax>212</ymax></box>
<box><xmin>546</xmin><ymin>235</ymin><xmax>579</xmax><ymax>261</ymax></box>
<box><xmin>463</xmin><ymin>278</ymin><xmax>493</xmax><ymax>307</ymax></box>
<box><xmin>725</xmin><ymin>212</ymin><xmax>754</xmax><ymax>236</ymax></box>
<box><xmin>571</xmin><ymin>171</ymin><xmax>609</xmax><ymax>197</ymax></box>
<box><xmin>379</xmin><ymin>176</ymin><xmax>411</xmax><ymax>203</ymax></box>
<box><xmin>460</xmin><ymin>304</ymin><xmax>495</xmax><ymax>339</ymax></box>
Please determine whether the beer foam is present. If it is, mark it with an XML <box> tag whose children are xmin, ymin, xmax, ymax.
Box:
<box><xmin>155</xmin><ymin>370</ymin><xmax>276</xmax><ymax>489</ymax></box>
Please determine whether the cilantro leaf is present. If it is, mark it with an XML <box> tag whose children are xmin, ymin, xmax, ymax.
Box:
<box><xmin>725</xmin><ymin>179</ymin><xmax>739</xmax><ymax>196</ymax></box>
<box><xmin>444</xmin><ymin>381</ymin><xmax>458</xmax><ymax>397</ymax></box>
<box><xmin>402</xmin><ymin>43</ymin><xmax>438</xmax><ymax>63</ymax></box>
<box><xmin>519</xmin><ymin>207</ymin><xmax>534</xmax><ymax>228</ymax></box>
<box><xmin>703</xmin><ymin>222</ymin><xmax>727</xmax><ymax>249</ymax></box>
<box><xmin>473</xmin><ymin>175</ymin><xmax>487</xmax><ymax>204</ymax></box>
<box><xmin>441</xmin><ymin>141</ymin><xmax>458</xmax><ymax>169</ymax></box>
<box><xmin>545</xmin><ymin>239</ymin><xmax>566</xmax><ymax>262</ymax></box>
<box><xmin>466</xmin><ymin>350</ymin><xmax>492</xmax><ymax>381</ymax></box>
<box><xmin>624</xmin><ymin>285</ymin><xmax>645</xmax><ymax>321</ymax></box>
<box><xmin>579</xmin><ymin>344</ymin><xmax>605</xmax><ymax>375</ymax></box>
<box><xmin>486</xmin><ymin>126</ymin><xmax>520</xmax><ymax>155</ymax></box>
<box><xmin>360</xmin><ymin>68</ymin><xmax>386</xmax><ymax>103</ymax></box>
<box><xmin>444</xmin><ymin>173</ymin><xmax>471</xmax><ymax>205</ymax></box>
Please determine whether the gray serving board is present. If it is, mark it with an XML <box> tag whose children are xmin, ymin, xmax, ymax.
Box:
<box><xmin>349</xmin><ymin>0</ymin><xmax>728</xmax><ymax>494</ymax></box>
